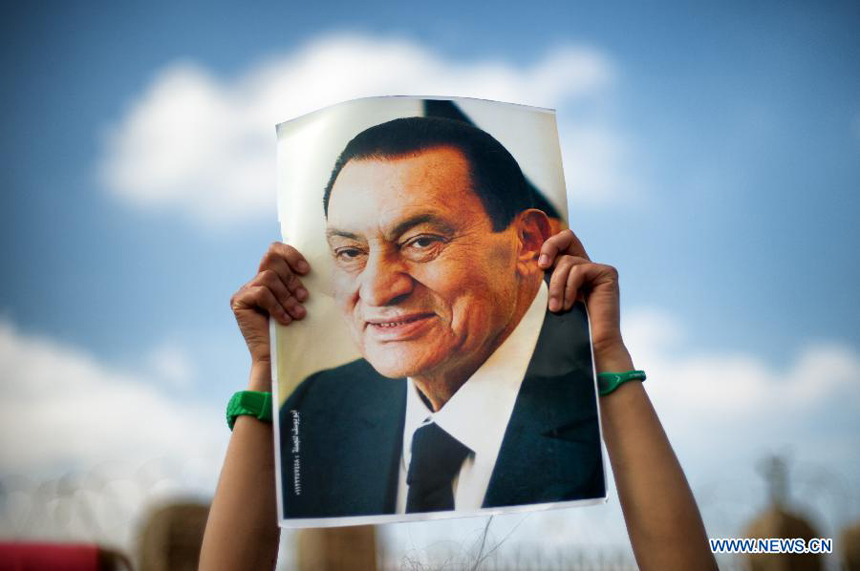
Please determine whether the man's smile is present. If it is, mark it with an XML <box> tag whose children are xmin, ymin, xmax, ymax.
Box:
<box><xmin>364</xmin><ymin>313</ymin><xmax>437</xmax><ymax>341</ymax></box>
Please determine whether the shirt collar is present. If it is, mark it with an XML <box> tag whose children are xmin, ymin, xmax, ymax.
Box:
<box><xmin>402</xmin><ymin>281</ymin><xmax>548</xmax><ymax>466</ymax></box>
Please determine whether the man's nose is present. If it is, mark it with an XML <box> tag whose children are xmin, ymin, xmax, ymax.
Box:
<box><xmin>359</xmin><ymin>250</ymin><xmax>413</xmax><ymax>306</ymax></box>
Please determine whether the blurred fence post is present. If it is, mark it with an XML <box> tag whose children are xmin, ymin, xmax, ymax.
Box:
<box><xmin>137</xmin><ymin>501</ymin><xmax>210</xmax><ymax>571</ymax></box>
<box><xmin>297</xmin><ymin>525</ymin><xmax>377</xmax><ymax>571</ymax></box>
<box><xmin>840</xmin><ymin>521</ymin><xmax>860</xmax><ymax>570</ymax></box>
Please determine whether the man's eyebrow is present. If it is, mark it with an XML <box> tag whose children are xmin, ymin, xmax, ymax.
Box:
<box><xmin>387</xmin><ymin>214</ymin><xmax>455</xmax><ymax>240</ymax></box>
<box><xmin>325</xmin><ymin>214</ymin><xmax>455</xmax><ymax>243</ymax></box>
<box><xmin>325</xmin><ymin>228</ymin><xmax>362</xmax><ymax>242</ymax></box>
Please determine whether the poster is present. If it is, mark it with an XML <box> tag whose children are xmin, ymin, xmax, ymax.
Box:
<box><xmin>273</xmin><ymin>96</ymin><xmax>605</xmax><ymax>527</ymax></box>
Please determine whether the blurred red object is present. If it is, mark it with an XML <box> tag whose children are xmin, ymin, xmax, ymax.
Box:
<box><xmin>0</xmin><ymin>543</ymin><xmax>128</xmax><ymax>571</ymax></box>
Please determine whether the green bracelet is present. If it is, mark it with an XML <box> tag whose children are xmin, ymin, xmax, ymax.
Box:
<box><xmin>226</xmin><ymin>390</ymin><xmax>273</xmax><ymax>430</ymax></box>
<box><xmin>597</xmin><ymin>370</ymin><xmax>646</xmax><ymax>396</ymax></box>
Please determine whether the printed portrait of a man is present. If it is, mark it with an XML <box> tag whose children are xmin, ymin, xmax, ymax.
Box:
<box><xmin>275</xmin><ymin>101</ymin><xmax>604</xmax><ymax>524</ymax></box>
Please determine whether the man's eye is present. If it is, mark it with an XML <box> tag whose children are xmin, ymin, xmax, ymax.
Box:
<box><xmin>335</xmin><ymin>248</ymin><xmax>364</xmax><ymax>259</ymax></box>
<box><xmin>409</xmin><ymin>236</ymin><xmax>438</xmax><ymax>249</ymax></box>
<box><xmin>401</xmin><ymin>235</ymin><xmax>446</xmax><ymax>261</ymax></box>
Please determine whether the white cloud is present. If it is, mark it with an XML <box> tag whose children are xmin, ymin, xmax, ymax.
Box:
<box><xmin>0</xmin><ymin>319</ymin><xmax>225</xmax><ymax>478</ymax></box>
<box><xmin>147</xmin><ymin>343</ymin><xmax>196</xmax><ymax>388</ymax></box>
<box><xmin>98</xmin><ymin>33</ymin><xmax>628</xmax><ymax>227</ymax></box>
<box><xmin>624</xmin><ymin>307</ymin><xmax>860</xmax><ymax>419</ymax></box>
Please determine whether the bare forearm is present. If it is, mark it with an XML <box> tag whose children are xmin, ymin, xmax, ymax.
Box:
<box><xmin>200</xmin><ymin>362</ymin><xmax>281</xmax><ymax>571</ymax></box>
<box><xmin>596</xmin><ymin>346</ymin><xmax>716</xmax><ymax>570</ymax></box>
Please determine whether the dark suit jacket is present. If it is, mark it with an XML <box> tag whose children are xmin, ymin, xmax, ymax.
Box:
<box><xmin>279</xmin><ymin>303</ymin><xmax>604</xmax><ymax>519</ymax></box>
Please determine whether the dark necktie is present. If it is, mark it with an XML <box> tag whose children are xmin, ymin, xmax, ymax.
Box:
<box><xmin>405</xmin><ymin>422</ymin><xmax>472</xmax><ymax>513</ymax></box>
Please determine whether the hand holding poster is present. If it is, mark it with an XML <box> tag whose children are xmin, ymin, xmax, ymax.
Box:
<box><xmin>272</xmin><ymin>97</ymin><xmax>606</xmax><ymax>527</ymax></box>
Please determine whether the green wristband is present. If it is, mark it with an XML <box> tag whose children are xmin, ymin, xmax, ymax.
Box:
<box><xmin>597</xmin><ymin>370</ymin><xmax>646</xmax><ymax>396</ymax></box>
<box><xmin>226</xmin><ymin>390</ymin><xmax>273</xmax><ymax>431</ymax></box>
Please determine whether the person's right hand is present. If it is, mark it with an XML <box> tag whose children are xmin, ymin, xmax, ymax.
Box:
<box><xmin>230</xmin><ymin>242</ymin><xmax>311</xmax><ymax>364</ymax></box>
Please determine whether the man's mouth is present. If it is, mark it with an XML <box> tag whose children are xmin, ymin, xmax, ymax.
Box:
<box><xmin>365</xmin><ymin>313</ymin><xmax>436</xmax><ymax>339</ymax></box>
<box><xmin>368</xmin><ymin>314</ymin><xmax>430</xmax><ymax>327</ymax></box>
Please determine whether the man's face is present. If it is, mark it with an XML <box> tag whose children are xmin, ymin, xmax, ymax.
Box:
<box><xmin>325</xmin><ymin>146</ymin><xmax>524</xmax><ymax>380</ymax></box>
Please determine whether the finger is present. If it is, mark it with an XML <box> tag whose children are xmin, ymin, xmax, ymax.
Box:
<box><xmin>255</xmin><ymin>270</ymin><xmax>306</xmax><ymax>320</ymax></box>
<box><xmin>260</xmin><ymin>255</ymin><xmax>309</xmax><ymax>302</ymax></box>
<box><xmin>260</xmin><ymin>242</ymin><xmax>310</xmax><ymax>275</ymax></box>
<box><xmin>538</xmin><ymin>229</ymin><xmax>590</xmax><ymax>269</ymax></box>
<box><xmin>564</xmin><ymin>264</ymin><xmax>589</xmax><ymax>311</ymax></box>
<box><xmin>549</xmin><ymin>255</ymin><xmax>592</xmax><ymax>312</ymax></box>
<box><xmin>246</xmin><ymin>285</ymin><xmax>292</xmax><ymax>325</ymax></box>
<box><xmin>565</xmin><ymin>262</ymin><xmax>619</xmax><ymax>310</ymax></box>
<box><xmin>547</xmin><ymin>255</ymin><xmax>575</xmax><ymax>312</ymax></box>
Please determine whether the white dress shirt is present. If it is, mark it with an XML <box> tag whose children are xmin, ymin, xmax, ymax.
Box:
<box><xmin>395</xmin><ymin>281</ymin><xmax>548</xmax><ymax>512</ymax></box>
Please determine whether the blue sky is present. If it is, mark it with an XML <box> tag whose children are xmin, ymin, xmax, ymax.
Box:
<box><xmin>2</xmin><ymin>0</ymin><xmax>859</xmax><ymax>564</ymax></box>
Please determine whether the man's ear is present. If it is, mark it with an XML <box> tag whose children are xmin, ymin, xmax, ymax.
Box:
<box><xmin>515</xmin><ymin>208</ymin><xmax>552</xmax><ymax>276</ymax></box>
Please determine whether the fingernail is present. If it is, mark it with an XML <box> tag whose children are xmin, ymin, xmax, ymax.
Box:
<box><xmin>293</xmin><ymin>305</ymin><xmax>306</xmax><ymax>318</ymax></box>
<box><xmin>297</xmin><ymin>261</ymin><xmax>310</xmax><ymax>273</ymax></box>
<box><xmin>549</xmin><ymin>297</ymin><xmax>560</xmax><ymax>312</ymax></box>
<box><xmin>539</xmin><ymin>254</ymin><xmax>549</xmax><ymax>267</ymax></box>
<box><xmin>296</xmin><ymin>288</ymin><xmax>308</xmax><ymax>301</ymax></box>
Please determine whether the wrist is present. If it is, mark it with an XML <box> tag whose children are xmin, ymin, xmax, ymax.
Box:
<box><xmin>593</xmin><ymin>340</ymin><xmax>634</xmax><ymax>373</ymax></box>
<box><xmin>226</xmin><ymin>390</ymin><xmax>273</xmax><ymax>430</ymax></box>
<box><xmin>247</xmin><ymin>359</ymin><xmax>273</xmax><ymax>392</ymax></box>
